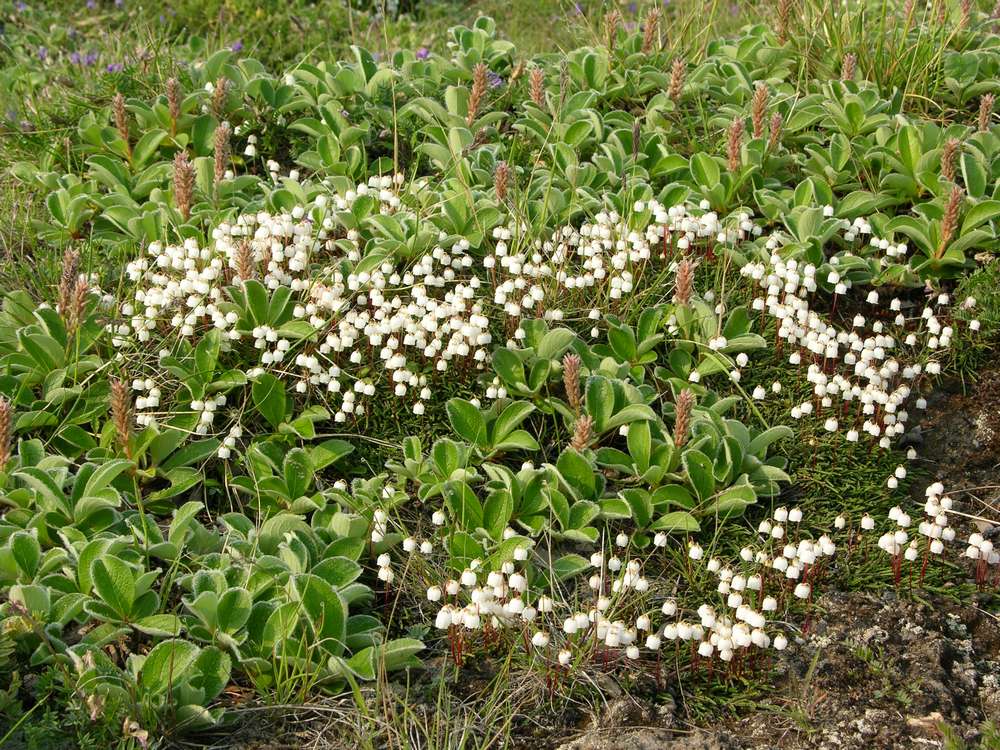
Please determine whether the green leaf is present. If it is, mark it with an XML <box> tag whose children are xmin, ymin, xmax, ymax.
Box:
<box><xmin>652</xmin><ymin>484</ymin><xmax>695</xmax><ymax>510</ymax></box>
<box><xmin>293</xmin><ymin>574</ymin><xmax>347</xmax><ymax>656</ymax></box>
<box><xmin>555</xmin><ymin>448</ymin><xmax>596</xmax><ymax>500</ymax></box>
<box><xmin>194</xmin><ymin>329</ymin><xmax>222</xmax><ymax>383</ymax></box>
<box><xmin>605</xmin><ymin>404</ymin><xmax>657</xmax><ymax>431</ymax></box>
<box><xmin>482</xmin><ymin>490</ymin><xmax>513</xmax><ymax>541</ymax></box>
<box><xmin>961</xmin><ymin>199</ymin><xmax>1000</xmax><ymax>235</ymax></box>
<box><xmin>252</xmin><ymin>373</ymin><xmax>286</xmax><ymax>428</ymax></box>
<box><xmin>748</xmin><ymin>426</ymin><xmax>793</xmax><ymax>455</ymax></box>
<box><xmin>445</xmin><ymin>481</ymin><xmax>484</xmax><ymax>530</ymax></box>
<box><xmin>650</xmin><ymin>511</ymin><xmax>700</xmax><ymax>533</ymax></box>
<box><xmin>492</xmin><ymin>401</ymin><xmax>534</xmax><ymax>443</ymax></box>
<box><xmin>492</xmin><ymin>348</ymin><xmax>526</xmax><ymax>385</ymax></box>
<box><xmin>139</xmin><ymin>639</ymin><xmax>200</xmax><ymax>694</ymax></box>
<box><xmin>493</xmin><ymin>431</ymin><xmax>540</xmax><ymax>452</ymax></box>
<box><xmin>216</xmin><ymin>588</ymin><xmax>252</xmax><ymax>633</ymax></box>
<box><xmin>960</xmin><ymin>153</ymin><xmax>986</xmax><ymax>199</ymax></box>
<box><xmin>446</xmin><ymin>399</ymin><xmax>487</xmax><ymax>446</ymax></box>
<box><xmin>134</xmin><ymin>614</ymin><xmax>183</xmax><ymax>637</ymax></box>
<box><xmin>682</xmin><ymin>450</ymin><xmax>716</xmax><ymax>502</ymax></box>
<box><xmin>283</xmin><ymin>448</ymin><xmax>313</xmax><ymax>499</ymax></box>
<box><xmin>552</xmin><ymin>553</ymin><xmax>589</xmax><ymax>581</ymax></box>
<box><xmin>608</xmin><ymin>325</ymin><xmax>637</xmax><ymax>362</ymax></box>
<box><xmin>191</xmin><ymin>646</ymin><xmax>231</xmax><ymax>702</ymax></box>
<box><xmin>536</xmin><ymin>328</ymin><xmax>576</xmax><ymax>360</ymax></box>
<box><xmin>381</xmin><ymin>637</ymin><xmax>424</xmax><ymax>671</ymax></box>
<box><xmin>91</xmin><ymin>556</ymin><xmax>135</xmax><ymax>621</ymax></box>
<box><xmin>621</xmin><ymin>488</ymin><xmax>653</xmax><ymax>528</ymax></box>
<box><xmin>83</xmin><ymin>459</ymin><xmax>133</xmax><ymax>497</ymax></box>
<box><xmin>585</xmin><ymin>376</ymin><xmax>614</xmax><ymax>433</ymax></box>
<box><xmin>11</xmin><ymin>532</ymin><xmax>41</xmax><ymax>578</ymax></box>
<box><xmin>627</xmin><ymin>420</ymin><xmax>651</xmax><ymax>472</ymax></box>
<box><xmin>309</xmin><ymin>438</ymin><xmax>354</xmax><ymax>470</ymax></box>
<box><xmin>690</xmin><ymin>152</ymin><xmax>720</xmax><ymax>188</ymax></box>
<box><xmin>243</xmin><ymin>280</ymin><xmax>269</xmax><ymax>326</ymax></box>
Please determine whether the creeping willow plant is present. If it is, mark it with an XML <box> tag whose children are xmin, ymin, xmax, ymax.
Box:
<box><xmin>1</xmin><ymin>3</ymin><xmax>999</xmax><ymax>745</ymax></box>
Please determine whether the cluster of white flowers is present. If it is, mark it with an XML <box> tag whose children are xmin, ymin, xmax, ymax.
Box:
<box><xmin>740</xmin><ymin>221</ymin><xmax>980</xmax><ymax>450</ymax></box>
<box><xmin>113</xmin><ymin>180</ymin><xmax>761</xmax><ymax>445</ymax></box>
<box><xmin>965</xmin><ymin>528</ymin><xmax>1000</xmax><ymax>587</ymax></box>
<box><xmin>130</xmin><ymin>378</ymin><xmax>161</xmax><ymax>427</ymax></box>
<box><xmin>916</xmin><ymin>482</ymin><xmax>957</xmax><ymax>556</ymax></box>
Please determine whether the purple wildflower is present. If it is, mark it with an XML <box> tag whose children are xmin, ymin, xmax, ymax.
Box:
<box><xmin>70</xmin><ymin>51</ymin><xmax>82</xmax><ymax>65</ymax></box>
<box><xmin>85</xmin><ymin>52</ymin><xmax>98</xmax><ymax>65</ymax></box>
<box><xmin>231</xmin><ymin>40</ymin><xmax>243</xmax><ymax>52</ymax></box>
<box><xmin>37</xmin><ymin>47</ymin><xmax>47</xmax><ymax>61</ymax></box>
<box><xmin>416</xmin><ymin>46</ymin><xmax>429</xmax><ymax>59</ymax></box>
<box><xmin>86</xmin><ymin>0</ymin><xmax>96</xmax><ymax>8</ymax></box>
<box><xmin>488</xmin><ymin>71</ymin><xmax>504</xmax><ymax>88</ymax></box>
<box><xmin>106</xmin><ymin>62</ymin><xmax>123</xmax><ymax>73</ymax></box>
<box><xmin>628</xmin><ymin>1</ymin><xmax>637</xmax><ymax>13</ymax></box>
<box><xmin>16</xmin><ymin>2</ymin><xmax>27</xmax><ymax>11</ymax></box>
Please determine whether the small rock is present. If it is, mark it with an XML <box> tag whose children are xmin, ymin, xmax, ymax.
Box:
<box><xmin>906</xmin><ymin>711</ymin><xmax>944</xmax><ymax>738</ymax></box>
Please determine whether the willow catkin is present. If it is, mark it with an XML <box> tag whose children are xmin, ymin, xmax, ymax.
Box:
<box><xmin>173</xmin><ymin>150</ymin><xmax>194</xmax><ymax>220</ymax></box>
<box><xmin>751</xmin><ymin>83</ymin><xmax>769</xmax><ymax>139</ymax></box>
<box><xmin>668</xmin><ymin>58</ymin><xmax>686</xmax><ymax>101</ymax></box>
<box><xmin>727</xmin><ymin>117</ymin><xmax>745</xmax><ymax>173</ymax></box>
<box><xmin>0</xmin><ymin>397</ymin><xmax>12</xmax><ymax>473</ymax></box>
<box><xmin>467</xmin><ymin>63</ymin><xmax>488</xmax><ymax>126</ymax></box>
<box><xmin>110</xmin><ymin>378</ymin><xmax>133</xmax><ymax>456</ymax></box>
<box><xmin>213</xmin><ymin>122</ymin><xmax>230</xmax><ymax>187</ymax></box>
<box><xmin>674</xmin><ymin>390</ymin><xmax>695</xmax><ymax>447</ymax></box>
<box><xmin>940</xmin><ymin>138</ymin><xmax>959</xmax><ymax>183</ymax></box>
<box><xmin>559</xmin><ymin>61</ymin><xmax>569</xmax><ymax>112</ymax></box>
<box><xmin>113</xmin><ymin>92</ymin><xmax>130</xmax><ymax>156</ymax></box>
<box><xmin>530</xmin><ymin>67</ymin><xmax>545</xmax><ymax>108</ymax></box>
<box><xmin>563</xmin><ymin>353</ymin><xmax>582</xmax><ymax>415</ymax></box>
<box><xmin>167</xmin><ymin>77</ymin><xmax>181</xmax><ymax>133</ymax></box>
<box><xmin>495</xmin><ymin>161</ymin><xmax>510</xmax><ymax>203</ymax></box>
<box><xmin>768</xmin><ymin>112</ymin><xmax>784</xmax><ymax>150</ymax></box>
<box><xmin>605</xmin><ymin>10</ymin><xmax>621</xmax><ymax>55</ymax></box>
<box><xmin>841</xmin><ymin>53</ymin><xmax>856</xmax><ymax>81</ymax></box>
<box><xmin>960</xmin><ymin>0</ymin><xmax>972</xmax><ymax>29</ymax></box>
<box><xmin>234</xmin><ymin>240</ymin><xmax>255</xmax><ymax>281</ymax></box>
<box><xmin>68</xmin><ymin>279</ymin><xmax>88</xmax><ymax>335</ymax></box>
<box><xmin>58</xmin><ymin>248</ymin><xmax>80</xmax><ymax>317</ymax></box>
<box><xmin>937</xmin><ymin>186</ymin><xmax>964</xmax><ymax>257</ymax></box>
<box><xmin>570</xmin><ymin>415</ymin><xmax>593</xmax><ymax>452</ymax></box>
<box><xmin>979</xmin><ymin>94</ymin><xmax>995</xmax><ymax>132</ymax></box>
<box><xmin>674</xmin><ymin>259</ymin><xmax>694</xmax><ymax>306</ymax></box>
<box><xmin>509</xmin><ymin>60</ymin><xmax>526</xmax><ymax>86</ymax></box>
<box><xmin>642</xmin><ymin>8</ymin><xmax>660</xmax><ymax>54</ymax></box>
<box><xmin>777</xmin><ymin>0</ymin><xmax>793</xmax><ymax>44</ymax></box>
<box><xmin>211</xmin><ymin>77</ymin><xmax>228</xmax><ymax>119</ymax></box>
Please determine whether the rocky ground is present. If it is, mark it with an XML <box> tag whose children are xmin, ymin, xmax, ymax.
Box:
<box><xmin>551</xmin><ymin>372</ymin><xmax>1000</xmax><ymax>750</ymax></box>
<box><xmin>207</xmin><ymin>373</ymin><xmax>1000</xmax><ymax>750</ymax></box>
